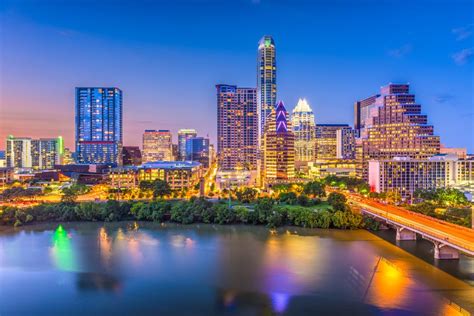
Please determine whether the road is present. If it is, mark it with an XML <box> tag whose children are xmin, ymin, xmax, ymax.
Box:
<box><xmin>346</xmin><ymin>193</ymin><xmax>474</xmax><ymax>254</ymax></box>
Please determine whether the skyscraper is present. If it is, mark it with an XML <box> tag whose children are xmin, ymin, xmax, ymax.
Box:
<box><xmin>186</xmin><ymin>137</ymin><xmax>210</xmax><ymax>168</ymax></box>
<box><xmin>263</xmin><ymin>101</ymin><xmax>295</xmax><ymax>183</ymax></box>
<box><xmin>6</xmin><ymin>136</ymin><xmax>32</xmax><ymax>169</ymax></box>
<box><xmin>358</xmin><ymin>83</ymin><xmax>440</xmax><ymax>179</ymax></box>
<box><xmin>178</xmin><ymin>129</ymin><xmax>197</xmax><ymax>160</ymax></box>
<box><xmin>257</xmin><ymin>35</ymin><xmax>277</xmax><ymax>139</ymax></box>
<box><xmin>291</xmin><ymin>98</ymin><xmax>316</xmax><ymax>163</ymax></box>
<box><xmin>75</xmin><ymin>87</ymin><xmax>123</xmax><ymax>165</ymax></box>
<box><xmin>216</xmin><ymin>84</ymin><xmax>258</xmax><ymax>171</ymax></box>
<box><xmin>142</xmin><ymin>130</ymin><xmax>173</xmax><ymax>163</ymax></box>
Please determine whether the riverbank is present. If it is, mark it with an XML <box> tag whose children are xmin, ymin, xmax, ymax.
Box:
<box><xmin>0</xmin><ymin>197</ymin><xmax>376</xmax><ymax>230</ymax></box>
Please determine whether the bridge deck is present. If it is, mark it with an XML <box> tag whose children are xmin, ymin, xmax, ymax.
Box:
<box><xmin>347</xmin><ymin>195</ymin><xmax>474</xmax><ymax>255</ymax></box>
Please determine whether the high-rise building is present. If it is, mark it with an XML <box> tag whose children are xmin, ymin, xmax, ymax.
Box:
<box><xmin>177</xmin><ymin>129</ymin><xmax>197</xmax><ymax>160</ymax></box>
<box><xmin>336</xmin><ymin>128</ymin><xmax>356</xmax><ymax>159</ymax></box>
<box><xmin>291</xmin><ymin>98</ymin><xmax>316</xmax><ymax>163</ymax></box>
<box><xmin>354</xmin><ymin>94</ymin><xmax>380</xmax><ymax>138</ymax></box>
<box><xmin>186</xmin><ymin>137</ymin><xmax>210</xmax><ymax>168</ymax></box>
<box><xmin>31</xmin><ymin>137</ymin><xmax>64</xmax><ymax>170</ymax></box>
<box><xmin>122</xmin><ymin>146</ymin><xmax>142</xmax><ymax>166</ymax></box>
<box><xmin>315</xmin><ymin>124</ymin><xmax>350</xmax><ymax>160</ymax></box>
<box><xmin>216</xmin><ymin>84</ymin><xmax>258</xmax><ymax>171</ymax></box>
<box><xmin>142</xmin><ymin>130</ymin><xmax>173</xmax><ymax>162</ymax></box>
<box><xmin>257</xmin><ymin>35</ymin><xmax>277</xmax><ymax>139</ymax></box>
<box><xmin>6</xmin><ymin>136</ymin><xmax>63</xmax><ymax>169</ymax></box>
<box><xmin>6</xmin><ymin>136</ymin><xmax>32</xmax><ymax>169</ymax></box>
<box><xmin>358</xmin><ymin>83</ymin><xmax>440</xmax><ymax>179</ymax></box>
<box><xmin>75</xmin><ymin>87</ymin><xmax>123</xmax><ymax>165</ymax></box>
<box><xmin>263</xmin><ymin>101</ymin><xmax>295</xmax><ymax>183</ymax></box>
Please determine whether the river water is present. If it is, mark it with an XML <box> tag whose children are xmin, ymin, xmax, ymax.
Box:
<box><xmin>0</xmin><ymin>222</ymin><xmax>473</xmax><ymax>315</ymax></box>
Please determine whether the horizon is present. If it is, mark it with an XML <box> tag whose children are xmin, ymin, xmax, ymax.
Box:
<box><xmin>1</xmin><ymin>0</ymin><xmax>473</xmax><ymax>152</ymax></box>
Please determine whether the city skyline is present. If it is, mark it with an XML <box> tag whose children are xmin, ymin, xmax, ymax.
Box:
<box><xmin>1</xmin><ymin>1</ymin><xmax>473</xmax><ymax>152</ymax></box>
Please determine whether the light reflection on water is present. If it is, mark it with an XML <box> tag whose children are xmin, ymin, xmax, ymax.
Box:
<box><xmin>0</xmin><ymin>222</ymin><xmax>472</xmax><ymax>315</ymax></box>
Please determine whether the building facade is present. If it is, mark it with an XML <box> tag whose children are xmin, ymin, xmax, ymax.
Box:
<box><xmin>263</xmin><ymin>101</ymin><xmax>295</xmax><ymax>183</ymax></box>
<box><xmin>110</xmin><ymin>161</ymin><xmax>203</xmax><ymax>192</ymax></box>
<box><xmin>291</xmin><ymin>98</ymin><xmax>316</xmax><ymax>163</ymax></box>
<box><xmin>122</xmin><ymin>146</ymin><xmax>142</xmax><ymax>166</ymax></box>
<box><xmin>186</xmin><ymin>137</ymin><xmax>210</xmax><ymax>168</ymax></box>
<box><xmin>336</xmin><ymin>128</ymin><xmax>356</xmax><ymax>159</ymax></box>
<box><xmin>315</xmin><ymin>124</ymin><xmax>350</xmax><ymax>160</ymax></box>
<box><xmin>216</xmin><ymin>84</ymin><xmax>258</xmax><ymax>171</ymax></box>
<box><xmin>6</xmin><ymin>136</ymin><xmax>63</xmax><ymax>170</ymax></box>
<box><xmin>142</xmin><ymin>130</ymin><xmax>173</xmax><ymax>163</ymax></box>
<box><xmin>177</xmin><ymin>129</ymin><xmax>197</xmax><ymax>160</ymax></box>
<box><xmin>358</xmin><ymin>84</ymin><xmax>440</xmax><ymax>180</ymax></box>
<box><xmin>75</xmin><ymin>87</ymin><xmax>123</xmax><ymax>165</ymax></box>
<box><xmin>368</xmin><ymin>155</ymin><xmax>474</xmax><ymax>200</ymax></box>
<box><xmin>257</xmin><ymin>35</ymin><xmax>277</xmax><ymax>139</ymax></box>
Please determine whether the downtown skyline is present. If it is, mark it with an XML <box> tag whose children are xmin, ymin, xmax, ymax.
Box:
<box><xmin>1</xmin><ymin>0</ymin><xmax>473</xmax><ymax>152</ymax></box>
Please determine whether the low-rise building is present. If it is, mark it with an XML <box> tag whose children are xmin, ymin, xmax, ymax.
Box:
<box><xmin>0</xmin><ymin>167</ymin><xmax>14</xmax><ymax>186</ymax></box>
<box><xmin>110</xmin><ymin>161</ymin><xmax>203</xmax><ymax>191</ymax></box>
<box><xmin>216</xmin><ymin>169</ymin><xmax>257</xmax><ymax>190</ymax></box>
<box><xmin>307</xmin><ymin>160</ymin><xmax>357</xmax><ymax>179</ymax></box>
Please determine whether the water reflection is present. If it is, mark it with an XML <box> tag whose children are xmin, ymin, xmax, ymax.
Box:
<box><xmin>50</xmin><ymin>224</ymin><xmax>78</xmax><ymax>272</ymax></box>
<box><xmin>76</xmin><ymin>272</ymin><xmax>122</xmax><ymax>293</ymax></box>
<box><xmin>0</xmin><ymin>223</ymin><xmax>472</xmax><ymax>315</ymax></box>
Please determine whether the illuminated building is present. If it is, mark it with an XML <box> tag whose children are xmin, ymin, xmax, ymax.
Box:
<box><xmin>315</xmin><ymin>124</ymin><xmax>351</xmax><ymax>160</ymax></box>
<box><xmin>110</xmin><ymin>161</ymin><xmax>203</xmax><ymax>191</ymax></box>
<box><xmin>368</xmin><ymin>155</ymin><xmax>474</xmax><ymax>200</ymax></box>
<box><xmin>186</xmin><ymin>137</ymin><xmax>210</xmax><ymax>168</ymax></box>
<box><xmin>216</xmin><ymin>84</ymin><xmax>258</xmax><ymax>171</ymax></box>
<box><xmin>216</xmin><ymin>169</ymin><xmax>256</xmax><ymax>190</ymax></box>
<box><xmin>257</xmin><ymin>35</ymin><xmax>277</xmax><ymax>139</ymax></box>
<box><xmin>122</xmin><ymin>146</ymin><xmax>142</xmax><ymax>166</ymax></box>
<box><xmin>262</xmin><ymin>101</ymin><xmax>295</xmax><ymax>183</ymax></box>
<box><xmin>61</xmin><ymin>148</ymin><xmax>75</xmax><ymax>165</ymax></box>
<box><xmin>307</xmin><ymin>160</ymin><xmax>357</xmax><ymax>179</ymax></box>
<box><xmin>142</xmin><ymin>130</ymin><xmax>173</xmax><ymax>162</ymax></box>
<box><xmin>336</xmin><ymin>128</ymin><xmax>356</xmax><ymax>159</ymax></box>
<box><xmin>6</xmin><ymin>135</ymin><xmax>63</xmax><ymax>170</ymax></box>
<box><xmin>0</xmin><ymin>167</ymin><xmax>14</xmax><ymax>186</ymax></box>
<box><xmin>291</xmin><ymin>98</ymin><xmax>316</xmax><ymax>164</ymax></box>
<box><xmin>354</xmin><ymin>94</ymin><xmax>380</xmax><ymax>138</ymax></box>
<box><xmin>6</xmin><ymin>136</ymin><xmax>32</xmax><ymax>169</ymax></box>
<box><xmin>358</xmin><ymin>84</ymin><xmax>440</xmax><ymax>180</ymax></box>
<box><xmin>75</xmin><ymin>87</ymin><xmax>123</xmax><ymax>165</ymax></box>
<box><xmin>177</xmin><ymin>129</ymin><xmax>197</xmax><ymax>160</ymax></box>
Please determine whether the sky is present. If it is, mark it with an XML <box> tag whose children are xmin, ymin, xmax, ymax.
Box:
<box><xmin>0</xmin><ymin>0</ymin><xmax>473</xmax><ymax>152</ymax></box>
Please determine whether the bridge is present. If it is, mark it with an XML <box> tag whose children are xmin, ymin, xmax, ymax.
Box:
<box><xmin>346</xmin><ymin>195</ymin><xmax>474</xmax><ymax>260</ymax></box>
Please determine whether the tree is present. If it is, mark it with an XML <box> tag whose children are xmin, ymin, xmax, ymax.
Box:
<box><xmin>152</xmin><ymin>180</ymin><xmax>172</xmax><ymax>199</ymax></box>
<box><xmin>327</xmin><ymin>192</ymin><xmax>347</xmax><ymax>211</ymax></box>
<box><xmin>61</xmin><ymin>187</ymin><xmax>79</xmax><ymax>203</ymax></box>
<box><xmin>303</xmin><ymin>181</ymin><xmax>326</xmax><ymax>198</ymax></box>
<box><xmin>236</xmin><ymin>187</ymin><xmax>258</xmax><ymax>203</ymax></box>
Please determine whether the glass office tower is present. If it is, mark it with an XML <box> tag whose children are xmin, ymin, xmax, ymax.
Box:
<box><xmin>75</xmin><ymin>87</ymin><xmax>123</xmax><ymax>165</ymax></box>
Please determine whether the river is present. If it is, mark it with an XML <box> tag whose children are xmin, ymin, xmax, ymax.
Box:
<box><xmin>0</xmin><ymin>222</ymin><xmax>473</xmax><ymax>315</ymax></box>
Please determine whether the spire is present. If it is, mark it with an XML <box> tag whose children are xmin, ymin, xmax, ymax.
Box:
<box><xmin>275</xmin><ymin>101</ymin><xmax>288</xmax><ymax>133</ymax></box>
<box><xmin>293</xmin><ymin>98</ymin><xmax>312</xmax><ymax>113</ymax></box>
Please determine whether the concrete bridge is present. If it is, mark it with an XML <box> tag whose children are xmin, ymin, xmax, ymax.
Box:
<box><xmin>347</xmin><ymin>195</ymin><xmax>474</xmax><ymax>260</ymax></box>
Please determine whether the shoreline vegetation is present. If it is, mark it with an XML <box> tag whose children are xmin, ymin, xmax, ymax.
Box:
<box><xmin>0</xmin><ymin>195</ymin><xmax>379</xmax><ymax>230</ymax></box>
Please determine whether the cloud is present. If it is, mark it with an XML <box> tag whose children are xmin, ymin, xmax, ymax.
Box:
<box><xmin>434</xmin><ymin>94</ymin><xmax>455</xmax><ymax>104</ymax></box>
<box><xmin>452</xmin><ymin>48</ymin><xmax>473</xmax><ymax>65</ymax></box>
<box><xmin>388</xmin><ymin>44</ymin><xmax>412</xmax><ymax>58</ymax></box>
<box><xmin>452</xmin><ymin>24</ymin><xmax>473</xmax><ymax>41</ymax></box>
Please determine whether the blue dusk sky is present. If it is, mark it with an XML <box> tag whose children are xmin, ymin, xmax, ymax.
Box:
<box><xmin>0</xmin><ymin>0</ymin><xmax>473</xmax><ymax>151</ymax></box>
